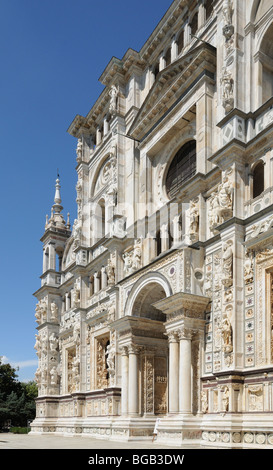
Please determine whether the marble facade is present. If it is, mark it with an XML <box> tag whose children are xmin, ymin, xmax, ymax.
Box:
<box><xmin>31</xmin><ymin>0</ymin><xmax>273</xmax><ymax>448</ymax></box>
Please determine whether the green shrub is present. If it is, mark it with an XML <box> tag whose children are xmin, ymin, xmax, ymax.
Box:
<box><xmin>10</xmin><ymin>427</ymin><xmax>30</xmax><ymax>434</ymax></box>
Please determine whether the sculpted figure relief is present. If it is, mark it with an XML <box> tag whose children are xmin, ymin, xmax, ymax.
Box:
<box><xmin>209</xmin><ymin>172</ymin><xmax>233</xmax><ymax>231</ymax></box>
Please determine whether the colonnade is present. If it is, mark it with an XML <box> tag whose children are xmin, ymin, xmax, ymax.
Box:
<box><xmin>120</xmin><ymin>328</ymin><xmax>194</xmax><ymax>417</ymax></box>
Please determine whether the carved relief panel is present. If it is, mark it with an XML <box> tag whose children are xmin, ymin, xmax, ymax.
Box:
<box><xmin>96</xmin><ymin>336</ymin><xmax>110</xmax><ymax>389</ymax></box>
<box><xmin>154</xmin><ymin>357</ymin><xmax>167</xmax><ymax>415</ymax></box>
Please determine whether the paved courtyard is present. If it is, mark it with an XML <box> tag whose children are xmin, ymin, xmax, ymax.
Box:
<box><xmin>0</xmin><ymin>433</ymin><xmax>189</xmax><ymax>450</ymax></box>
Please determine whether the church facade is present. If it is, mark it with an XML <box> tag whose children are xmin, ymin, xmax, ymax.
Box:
<box><xmin>31</xmin><ymin>0</ymin><xmax>273</xmax><ymax>449</ymax></box>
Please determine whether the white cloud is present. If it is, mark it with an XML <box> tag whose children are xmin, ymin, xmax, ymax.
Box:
<box><xmin>1</xmin><ymin>356</ymin><xmax>38</xmax><ymax>369</ymax></box>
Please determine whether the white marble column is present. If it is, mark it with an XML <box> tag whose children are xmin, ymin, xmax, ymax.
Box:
<box><xmin>128</xmin><ymin>345</ymin><xmax>140</xmax><ymax>416</ymax></box>
<box><xmin>101</xmin><ymin>267</ymin><xmax>107</xmax><ymax>289</ymax></box>
<box><xmin>94</xmin><ymin>272</ymin><xmax>100</xmax><ymax>293</ymax></box>
<box><xmin>168</xmin><ymin>333</ymin><xmax>179</xmax><ymax>414</ymax></box>
<box><xmin>121</xmin><ymin>347</ymin><xmax>129</xmax><ymax>416</ymax></box>
<box><xmin>178</xmin><ymin>329</ymin><xmax>192</xmax><ymax>414</ymax></box>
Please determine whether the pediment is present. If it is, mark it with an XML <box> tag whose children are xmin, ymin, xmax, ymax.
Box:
<box><xmin>128</xmin><ymin>43</ymin><xmax>216</xmax><ymax>142</ymax></box>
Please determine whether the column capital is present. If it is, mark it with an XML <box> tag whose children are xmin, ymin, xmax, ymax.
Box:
<box><xmin>178</xmin><ymin>327</ymin><xmax>193</xmax><ymax>341</ymax></box>
<box><xmin>128</xmin><ymin>344</ymin><xmax>141</xmax><ymax>355</ymax></box>
<box><xmin>168</xmin><ymin>332</ymin><xmax>179</xmax><ymax>343</ymax></box>
<box><xmin>121</xmin><ymin>346</ymin><xmax>129</xmax><ymax>356</ymax></box>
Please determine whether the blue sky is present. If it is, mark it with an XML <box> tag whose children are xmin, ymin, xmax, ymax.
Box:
<box><xmin>0</xmin><ymin>0</ymin><xmax>172</xmax><ymax>382</ymax></box>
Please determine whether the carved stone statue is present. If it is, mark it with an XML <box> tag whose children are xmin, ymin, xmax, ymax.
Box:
<box><xmin>221</xmin><ymin>68</ymin><xmax>234</xmax><ymax>112</ymax></box>
<box><xmin>109</xmin><ymin>85</ymin><xmax>118</xmax><ymax>115</ymax></box>
<box><xmin>222</xmin><ymin>0</ymin><xmax>232</xmax><ymax>25</ymax></box>
<box><xmin>220</xmin><ymin>315</ymin><xmax>233</xmax><ymax>353</ymax></box>
<box><xmin>189</xmin><ymin>199</ymin><xmax>199</xmax><ymax>241</ymax></box>
<box><xmin>50</xmin><ymin>302</ymin><xmax>58</xmax><ymax>322</ymax></box>
<box><xmin>76</xmin><ymin>139</ymin><xmax>83</xmax><ymax>163</ymax></box>
<box><xmin>222</xmin><ymin>386</ymin><xmax>230</xmax><ymax>412</ymax></box>
<box><xmin>201</xmin><ymin>391</ymin><xmax>208</xmax><ymax>414</ymax></box>
<box><xmin>222</xmin><ymin>241</ymin><xmax>233</xmax><ymax>287</ymax></box>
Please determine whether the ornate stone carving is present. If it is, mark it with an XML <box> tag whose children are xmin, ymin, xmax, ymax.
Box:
<box><xmin>123</xmin><ymin>238</ymin><xmax>142</xmax><ymax>275</ymax></box>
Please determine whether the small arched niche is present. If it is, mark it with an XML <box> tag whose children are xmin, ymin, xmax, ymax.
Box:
<box><xmin>253</xmin><ymin>160</ymin><xmax>265</xmax><ymax>198</ymax></box>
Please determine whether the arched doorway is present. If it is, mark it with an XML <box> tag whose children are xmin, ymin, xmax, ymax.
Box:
<box><xmin>119</xmin><ymin>273</ymin><xmax>172</xmax><ymax>418</ymax></box>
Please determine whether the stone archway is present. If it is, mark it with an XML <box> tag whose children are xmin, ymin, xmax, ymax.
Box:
<box><xmin>117</xmin><ymin>273</ymin><xmax>172</xmax><ymax>418</ymax></box>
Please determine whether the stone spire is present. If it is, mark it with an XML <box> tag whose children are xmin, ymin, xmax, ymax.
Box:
<box><xmin>45</xmin><ymin>176</ymin><xmax>68</xmax><ymax>230</ymax></box>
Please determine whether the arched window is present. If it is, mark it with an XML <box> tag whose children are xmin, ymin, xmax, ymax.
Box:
<box><xmin>153</xmin><ymin>61</ymin><xmax>160</xmax><ymax>80</ymax></box>
<box><xmin>177</xmin><ymin>30</ymin><xmax>184</xmax><ymax>55</ymax></box>
<box><xmin>156</xmin><ymin>229</ymin><xmax>162</xmax><ymax>256</ymax></box>
<box><xmin>190</xmin><ymin>13</ymin><xmax>198</xmax><ymax>37</ymax></box>
<box><xmin>165</xmin><ymin>47</ymin><xmax>171</xmax><ymax>67</ymax></box>
<box><xmin>205</xmin><ymin>0</ymin><xmax>214</xmax><ymax>20</ymax></box>
<box><xmin>166</xmin><ymin>140</ymin><xmax>197</xmax><ymax>198</ymax></box>
<box><xmin>253</xmin><ymin>161</ymin><xmax>264</xmax><ymax>198</ymax></box>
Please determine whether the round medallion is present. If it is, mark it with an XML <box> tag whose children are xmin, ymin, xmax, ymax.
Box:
<box><xmin>256</xmin><ymin>433</ymin><xmax>266</xmax><ymax>445</ymax></box>
<box><xmin>221</xmin><ymin>432</ymin><xmax>230</xmax><ymax>443</ymax></box>
<box><xmin>209</xmin><ymin>432</ymin><xmax>216</xmax><ymax>442</ymax></box>
<box><xmin>244</xmin><ymin>432</ymin><xmax>254</xmax><ymax>443</ymax></box>
<box><xmin>232</xmin><ymin>432</ymin><xmax>241</xmax><ymax>443</ymax></box>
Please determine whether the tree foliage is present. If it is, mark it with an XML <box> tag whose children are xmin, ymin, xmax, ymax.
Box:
<box><xmin>0</xmin><ymin>358</ymin><xmax>37</xmax><ymax>429</ymax></box>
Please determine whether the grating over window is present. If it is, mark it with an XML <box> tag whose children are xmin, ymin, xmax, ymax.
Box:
<box><xmin>166</xmin><ymin>140</ymin><xmax>196</xmax><ymax>198</ymax></box>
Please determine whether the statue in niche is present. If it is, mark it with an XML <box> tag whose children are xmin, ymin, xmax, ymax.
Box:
<box><xmin>218</xmin><ymin>172</ymin><xmax>233</xmax><ymax>213</ymax></box>
<box><xmin>222</xmin><ymin>386</ymin><xmax>230</xmax><ymax>412</ymax></box>
<box><xmin>132</xmin><ymin>238</ymin><xmax>142</xmax><ymax>271</ymax></box>
<box><xmin>72</xmin><ymin>219</ymin><xmax>81</xmax><ymax>249</ymax></box>
<box><xmin>201</xmin><ymin>391</ymin><xmax>208</xmax><ymax>414</ymax></box>
<box><xmin>50</xmin><ymin>302</ymin><xmax>58</xmax><ymax>322</ymax></box>
<box><xmin>244</xmin><ymin>251</ymin><xmax>254</xmax><ymax>284</ymax></box>
<box><xmin>106</xmin><ymin>257</ymin><xmax>115</xmax><ymax>285</ymax></box>
<box><xmin>221</xmin><ymin>68</ymin><xmax>234</xmax><ymax>112</ymax></box>
<box><xmin>189</xmin><ymin>199</ymin><xmax>199</xmax><ymax>241</ymax></box>
<box><xmin>222</xmin><ymin>241</ymin><xmax>233</xmax><ymax>287</ymax></box>
<box><xmin>72</xmin><ymin>287</ymin><xmax>80</xmax><ymax>307</ymax></box>
<box><xmin>49</xmin><ymin>333</ymin><xmax>58</xmax><ymax>353</ymax></box>
<box><xmin>222</xmin><ymin>0</ymin><xmax>232</xmax><ymax>26</ymax></box>
<box><xmin>50</xmin><ymin>366</ymin><xmax>58</xmax><ymax>386</ymax></box>
<box><xmin>76</xmin><ymin>139</ymin><xmax>83</xmax><ymax>163</ymax></box>
<box><xmin>106</xmin><ymin>341</ymin><xmax>115</xmax><ymax>384</ymax></box>
<box><xmin>123</xmin><ymin>251</ymin><xmax>133</xmax><ymax>275</ymax></box>
<box><xmin>109</xmin><ymin>85</ymin><xmax>118</xmax><ymax>115</ymax></box>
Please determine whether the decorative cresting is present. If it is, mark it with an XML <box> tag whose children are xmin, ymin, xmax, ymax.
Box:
<box><xmin>153</xmin><ymin>292</ymin><xmax>210</xmax><ymax>415</ymax></box>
